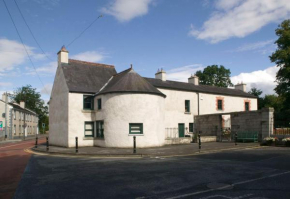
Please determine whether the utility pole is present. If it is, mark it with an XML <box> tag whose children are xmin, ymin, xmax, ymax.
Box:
<box><xmin>4</xmin><ymin>92</ymin><xmax>8</xmax><ymax>139</ymax></box>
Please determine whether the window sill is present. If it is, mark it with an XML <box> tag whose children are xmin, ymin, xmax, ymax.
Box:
<box><xmin>82</xmin><ymin>110</ymin><xmax>95</xmax><ymax>113</ymax></box>
<box><xmin>128</xmin><ymin>134</ymin><xmax>144</xmax><ymax>136</ymax></box>
<box><xmin>184</xmin><ymin>112</ymin><xmax>191</xmax><ymax>114</ymax></box>
<box><xmin>83</xmin><ymin>137</ymin><xmax>104</xmax><ymax>140</ymax></box>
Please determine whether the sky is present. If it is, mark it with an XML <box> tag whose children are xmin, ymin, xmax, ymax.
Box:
<box><xmin>1</xmin><ymin>0</ymin><xmax>290</xmax><ymax>103</ymax></box>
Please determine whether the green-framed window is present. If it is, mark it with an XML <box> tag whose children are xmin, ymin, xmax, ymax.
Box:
<box><xmin>83</xmin><ymin>95</ymin><xmax>94</xmax><ymax>110</ymax></box>
<box><xmin>129</xmin><ymin>123</ymin><xmax>143</xmax><ymax>134</ymax></box>
<box><xmin>217</xmin><ymin>100</ymin><xmax>223</xmax><ymax>110</ymax></box>
<box><xmin>96</xmin><ymin>121</ymin><xmax>104</xmax><ymax>138</ymax></box>
<box><xmin>97</xmin><ymin>98</ymin><xmax>102</xmax><ymax>110</ymax></box>
<box><xmin>189</xmin><ymin>123</ymin><xmax>194</xmax><ymax>132</ymax></box>
<box><xmin>84</xmin><ymin>122</ymin><xmax>94</xmax><ymax>137</ymax></box>
<box><xmin>245</xmin><ymin>102</ymin><xmax>249</xmax><ymax>111</ymax></box>
<box><xmin>185</xmin><ymin>100</ymin><xmax>190</xmax><ymax>112</ymax></box>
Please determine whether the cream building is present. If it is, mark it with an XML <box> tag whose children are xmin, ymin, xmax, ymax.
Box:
<box><xmin>49</xmin><ymin>47</ymin><xmax>257</xmax><ymax>148</ymax></box>
<box><xmin>0</xmin><ymin>94</ymin><xmax>39</xmax><ymax>139</ymax></box>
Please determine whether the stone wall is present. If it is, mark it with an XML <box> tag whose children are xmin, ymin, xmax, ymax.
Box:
<box><xmin>194</xmin><ymin>114</ymin><xmax>222</xmax><ymax>137</ymax></box>
<box><xmin>231</xmin><ymin>108</ymin><xmax>274</xmax><ymax>141</ymax></box>
<box><xmin>194</xmin><ymin>108</ymin><xmax>274</xmax><ymax>142</ymax></box>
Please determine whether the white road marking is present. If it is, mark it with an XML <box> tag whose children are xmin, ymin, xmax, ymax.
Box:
<box><xmin>165</xmin><ymin>171</ymin><xmax>290</xmax><ymax>199</ymax></box>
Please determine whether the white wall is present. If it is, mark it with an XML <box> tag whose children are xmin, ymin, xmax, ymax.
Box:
<box><xmin>68</xmin><ymin>93</ymin><xmax>95</xmax><ymax>147</ymax></box>
<box><xmin>49</xmin><ymin>66</ymin><xmax>69</xmax><ymax>147</ymax></box>
<box><xmin>157</xmin><ymin>88</ymin><xmax>257</xmax><ymax>134</ymax></box>
<box><xmin>158</xmin><ymin>88</ymin><xmax>197</xmax><ymax>135</ymax></box>
<box><xmin>100</xmin><ymin>93</ymin><xmax>165</xmax><ymax>148</ymax></box>
<box><xmin>199</xmin><ymin>93</ymin><xmax>257</xmax><ymax>115</ymax></box>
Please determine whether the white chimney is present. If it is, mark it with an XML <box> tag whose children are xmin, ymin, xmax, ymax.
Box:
<box><xmin>235</xmin><ymin>82</ymin><xmax>247</xmax><ymax>92</ymax></box>
<box><xmin>57</xmin><ymin>45</ymin><xmax>69</xmax><ymax>66</ymax></box>
<box><xmin>155</xmin><ymin>68</ymin><xmax>166</xmax><ymax>81</ymax></box>
<box><xmin>20</xmin><ymin>101</ymin><xmax>25</xmax><ymax>109</ymax></box>
<box><xmin>188</xmin><ymin>75</ymin><xmax>199</xmax><ymax>85</ymax></box>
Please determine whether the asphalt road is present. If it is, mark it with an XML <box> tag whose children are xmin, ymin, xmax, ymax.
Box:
<box><xmin>13</xmin><ymin>146</ymin><xmax>290</xmax><ymax>199</ymax></box>
<box><xmin>0</xmin><ymin>137</ymin><xmax>45</xmax><ymax>199</ymax></box>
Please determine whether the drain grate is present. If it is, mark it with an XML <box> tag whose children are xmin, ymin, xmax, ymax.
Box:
<box><xmin>207</xmin><ymin>182</ymin><xmax>233</xmax><ymax>190</ymax></box>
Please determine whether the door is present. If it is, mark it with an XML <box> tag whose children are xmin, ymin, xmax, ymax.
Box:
<box><xmin>178</xmin><ymin>123</ymin><xmax>185</xmax><ymax>137</ymax></box>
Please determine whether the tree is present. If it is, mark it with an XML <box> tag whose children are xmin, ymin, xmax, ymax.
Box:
<box><xmin>11</xmin><ymin>85</ymin><xmax>49</xmax><ymax>132</ymax></box>
<box><xmin>269</xmin><ymin>19</ymin><xmax>290</xmax><ymax>127</ymax></box>
<box><xmin>248</xmin><ymin>87</ymin><xmax>264</xmax><ymax>109</ymax></box>
<box><xmin>195</xmin><ymin>65</ymin><xmax>233</xmax><ymax>87</ymax></box>
<box><xmin>269</xmin><ymin>19</ymin><xmax>290</xmax><ymax>110</ymax></box>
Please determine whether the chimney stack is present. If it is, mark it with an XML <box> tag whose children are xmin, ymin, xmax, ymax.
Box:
<box><xmin>20</xmin><ymin>101</ymin><xmax>25</xmax><ymax>109</ymax></box>
<box><xmin>235</xmin><ymin>82</ymin><xmax>247</xmax><ymax>92</ymax></box>
<box><xmin>155</xmin><ymin>68</ymin><xmax>166</xmax><ymax>81</ymax></box>
<box><xmin>188</xmin><ymin>75</ymin><xmax>199</xmax><ymax>85</ymax></box>
<box><xmin>2</xmin><ymin>93</ymin><xmax>6</xmax><ymax>101</ymax></box>
<box><xmin>57</xmin><ymin>45</ymin><xmax>69</xmax><ymax>66</ymax></box>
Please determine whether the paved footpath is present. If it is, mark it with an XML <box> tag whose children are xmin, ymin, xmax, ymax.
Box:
<box><xmin>0</xmin><ymin>138</ymin><xmax>45</xmax><ymax>199</ymax></box>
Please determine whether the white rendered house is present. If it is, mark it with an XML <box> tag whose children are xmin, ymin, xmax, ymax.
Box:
<box><xmin>49</xmin><ymin>47</ymin><xmax>257</xmax><ymax>148</ymax></box>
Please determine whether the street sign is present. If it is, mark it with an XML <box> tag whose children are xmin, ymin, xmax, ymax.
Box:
<box><xmin>42</xmin><ymin>123</ymin><xmax>45</xmax><ymax>128</ymax></box>
<box><xmin>0</xmin><ymin>121</ymin><xmax>2</xmax><ymax>130</ymax></box>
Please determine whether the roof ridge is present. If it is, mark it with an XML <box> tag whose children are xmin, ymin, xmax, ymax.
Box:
<box><xmin>113</xmin><ymin>67</ymin><xmax>132</xmax><ymax>77</ymax></box>
<box><xmin>68</xmin><ymin>59</ymin><xmax>115</xmax><ymax>68</ymax></box>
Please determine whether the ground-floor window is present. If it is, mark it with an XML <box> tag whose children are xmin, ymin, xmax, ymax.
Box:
<box><xmin>84</xmin><ymin>122</ymin><xmax>94</xmax><ymax>137</ymax></box>
<box><xmin>129</xmin><ymin>123</ymin><xmax>143</xmax><ymax>135</ymax></box>
<box><xmin>96</xmin><ymin>121</ymin><xmax>104</xmax><ymax>138</ymax></box>
<box><xmin>189</xmin><ymin>123</ymin><xmax>194</xmax><ymax>132</ymax></box>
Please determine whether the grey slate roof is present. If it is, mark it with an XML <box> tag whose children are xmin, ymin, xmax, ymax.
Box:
<box><xmin>7</xmin><ymin>102</ymin><xmax>37</xmax><ymax>115</ymax></box>
<box><xmin>145</xmin><ymin>78</ymin><xmax>257</xmax><ymax>98</ymax></box>
<box><xmin>96</xmin><ymin>68</ymin><xmax>166</xmax><ymax>97</ymax></box>
<box><xmin>61</xmin><ymin>59</ymin><xmax>117</xmax><ymax>94</ymax></box>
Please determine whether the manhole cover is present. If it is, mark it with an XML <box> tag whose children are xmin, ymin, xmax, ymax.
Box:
<box><xmin>207</xmin><ymin>182</ymin><xmax>233</xmax><ymax>190</ymax></box>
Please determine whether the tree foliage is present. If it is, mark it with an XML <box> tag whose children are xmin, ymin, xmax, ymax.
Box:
<box><xmin>269</xmin><ymin>19</ymin><xmax>290</xmax><ymax>110</ymax></box>
<box><xmin>195</xmin><ymin>65</ymin><xmax>233</xmax><ymax>87</ymax></box>
<box><xmin>248</xmin><ymin>87</ymin><xmax>264</xmax><ymax>109</ymax></box>
<box><xmin>11</xmin><ymin>85</ymin><xmax>49</xmax><ymax>132</ymax></box>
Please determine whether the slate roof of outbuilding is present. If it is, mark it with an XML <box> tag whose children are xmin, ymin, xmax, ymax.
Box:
<box><xmin>96</xmin><ymin>68</ymin><xmax>166</xmax><ymax>97</ymax></box>
<box><xmin>145</xmin><ymin>78</ymin><xmax>257</xmax><ymax>98</ymax></box>
<box><xmin>61</xmin><ymin>59</ymin><xmax>117</xmax><ymax>94</ymax></box>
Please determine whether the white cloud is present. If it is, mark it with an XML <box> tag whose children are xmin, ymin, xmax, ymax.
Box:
<box><xmin>231</xmin><ymin>66</ymin><xmax>278</xmax><ymax>95</ymax></box>
<box><xmin>236</xmin><ymin>40</ymin><xmax>275</xmax><ymax>52</ymax></box>
<box><xmin>166</xmin><ymin>64</ymin><xmax>204</xmax><ymax>82</ymax></box>
<box><xmin>71</xmin><ymin>51</ymin><xmax>105</xmax><ymax>63</ymax></box>
<box><xmin>25</xmin><ymin>61</ymin><xmax>57</xmax><ymax>76</ymax></box>
<box><xmin>102</xmin><ymin>0</ymin><xmax>153</xmax><ymax>22</ymax></box>
<box><xmin>41</xmin><ymin>83</ymin><xmax>53</xmax><ymax>96</ymax></box>
<box><xmin>0</xmin><ymin>38</ymin><xmax>45</xmax><ymax>71</ymax></box>
<box><xmin>189</xmin><ymin>0</ymin><xmax>290</xmax><ymax>43</ymax></box>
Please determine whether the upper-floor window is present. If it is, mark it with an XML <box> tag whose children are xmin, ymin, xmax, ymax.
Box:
<box><xmin>14</xmin><ymin>111</ymin><xmax>16</xmax><ymax>120</ymax></box>
<box><xmin>83</xmin><ymin>95</ymin><xmax>94</xmax><ymax>110</ymax></box>
<box><xmin>217</xmin><ymin>100</ymin><xmax>223</xmax><ymax>110</ymax></box>
<box><xmin>97</xmin><ymin>98</ymin><xmax>102</xmax><ymax>110</ymax></box>
<box><xmin>245</xmin><ymin>102</ymin><xmax>250</xmax><ymax>111</ymax></box>
<box><xmin>185</xmin><ymin>100</ymin><xmax>190</xmax><ymax>112</ymax></box>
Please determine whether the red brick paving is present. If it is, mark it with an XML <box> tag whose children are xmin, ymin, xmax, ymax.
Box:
<box><xmin>0</xmin><ymin>138</ymin><xmax>45</xmax><ymax>199</ymax></box>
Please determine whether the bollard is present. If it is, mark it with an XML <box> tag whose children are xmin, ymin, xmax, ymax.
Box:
<box><xmin>35</xmin><ymin>136</ymin><xmax>38</xmax><ymax>148</ymax></box>
<box><xmin>235</xmin><ymin>133</ymin><xmax>238</xmax><ymax>146</ymax></box>
<box><xmin>46</xmin><ymin>137</ymin><xmax>49</xmax><ymax>151</ymax></box>
<box><xmin>133</xmin><ymin>136</ymin><xmax>136</xmax><ymax>154</ymax></box>
<box><xmin>198</xmin><ymin>131</ymin><xmax>201</xmax><ymax>152</ymax></box>
<box><xmin>76</xmin><ymin>137</ymin><xmax>78</xmax><ymax>153</ymax></box>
